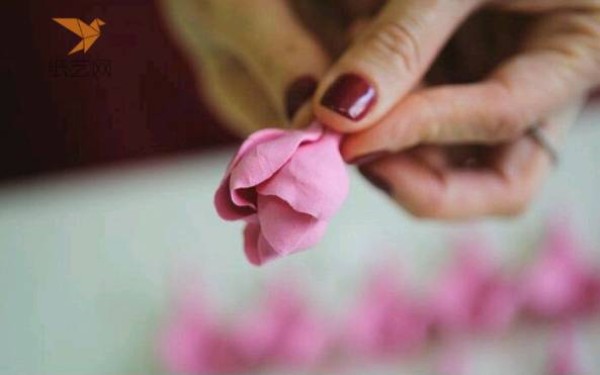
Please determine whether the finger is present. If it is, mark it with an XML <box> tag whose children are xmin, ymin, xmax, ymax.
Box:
<box><xmin>361</xmin><ymin>140</ymin><xmax>546</xmax><ymax>220</ymax></box>
<box><xmin>360</xmin><ymin>99</ymin><xmax>583</xmax><ymax>219</ymax></box>
<box><xmin>313</xmin><ymin>0</ymin><xmax>482</xmax><ymax>133</ymax></box>
<box><xmin>214</xmin><ymin>0</ymin><xmax>331</xmax><ymax>124</ymax></box>
<box><xmin>343</xmin><ymin>9</ymin><xmax>600</xmax><ymax>161</ymax></box>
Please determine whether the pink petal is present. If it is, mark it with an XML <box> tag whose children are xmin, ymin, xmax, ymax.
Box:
<box><xmin>257</xmin><ymin>195</ymin><xmax>328</xmax><ymax>257</ymax></box>
<box><xmin>257</xmin><ymin>130</ymin><xmax>348</xmax><ymax>219</ymax></box>
<box><xmin>215</xmin><ymin>123</ymin><xmax>348</xmax><ymax>265</ymax></box>
<box><xmin>228</xmin><ymin>125</ymin><xmax>323</xmax><ymax>209</ymax></box>
<box><xmin>230</xmin><ymin>129</ymin><xmax>287</xmax><ymax>169</ymax></box>
<box><xmin>243</xmin><ymin>222</ymin><xmax>279</xmax><ymax>266</ymax></box>
<box><xmin>214</xmin><ymin>129</ymin><xmax>286</xmax><ymax>220</ymax></box>
<box><xmin>214</xmin><ymin>178</ymin><xmax>255</xmax><ymax>220</ymax></box>
<box><xmin>214</xmin><ymin>125</ymin><xmax>322</xmax><ymax>219</ymax></box>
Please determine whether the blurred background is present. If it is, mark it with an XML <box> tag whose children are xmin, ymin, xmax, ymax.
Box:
<box><xmin>2</xmin><ymin>0</ymin><xmax>600</xmax><ymax>374</ymax></box>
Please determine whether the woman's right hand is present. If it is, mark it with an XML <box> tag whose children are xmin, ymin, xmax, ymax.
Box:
<box><xmin>311</xmin><ymin>0</ymin><xmax>600</xmax><ymax>219</ymax></box>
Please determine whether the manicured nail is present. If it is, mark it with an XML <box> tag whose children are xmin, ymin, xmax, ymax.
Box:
<box><xmin>358</xmin><ymin>166</ymin><xmax>391</xmax><ymax>196</ymax></box>
<box><xmin>285</xmin><ymin>76</ymin><xmax>318</xmax><ymax>120</ymax></box>
<box><xmin>348</xmin><ymin>151</ymin><xmax>389</xmax><ymax>165</ymax></box>
<box><xmin>320</xmin><ymin>73</ymin><xmax>376</xmax><ymax>121</ymax></box>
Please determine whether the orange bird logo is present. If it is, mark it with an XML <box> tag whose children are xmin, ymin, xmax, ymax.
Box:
<box><xmin>53</xmin><ymin>18</ymin><xmax>106</xmax><ymax>55</ymax></box>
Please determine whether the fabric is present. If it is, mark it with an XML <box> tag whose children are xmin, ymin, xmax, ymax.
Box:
<box><xmin>215</xmin><ymin>122</ymin><xmax>349</xmax><ymax>266</ymax></box>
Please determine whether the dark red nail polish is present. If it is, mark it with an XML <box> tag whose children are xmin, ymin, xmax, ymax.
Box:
<box><xmin>349</xmin><ymin>151</ymin><xmax>389</xmax><ymax>165</ymax></box>
<box><xmin>358</xmin><ymin>166</ymin><xmax>391</xmax><ymax>196</ymax></box>
<box><xmin>285</xmin><ymin>76</ymin><xmax>318</xmax><ymax>120</ymax></box>
<box><xmin>320</xmin><ymin>73</ymin><xmax>376</xmax><ymax>121</ymax></box>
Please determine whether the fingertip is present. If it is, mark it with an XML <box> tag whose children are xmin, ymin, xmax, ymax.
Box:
<box><xmin>313</xmin><ymin>72</ymin><xmax>379</xmax><ymax>133</ymax></box>
<box><xmin>319</xmin><ymin>73</ymin><xmax>377</xmax><ymax>121</ymax></box>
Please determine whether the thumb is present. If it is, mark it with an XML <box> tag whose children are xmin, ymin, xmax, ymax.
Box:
<box><xmin>313</xmin><ymin>0</ymin><xmax>481</xmax><ymax>132</ymax></box>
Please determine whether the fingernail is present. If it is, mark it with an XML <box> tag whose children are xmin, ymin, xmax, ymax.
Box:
<box><xmin>285</xmin><ymin>76</ymin><xmax>318</xmax><ymax>120</ymax></box>
<box><xmin>348</xmin><ymin>151</ymin><xmax>388</xmax><ymax>165</ymax></box>
<box><xmin>358</xmin><ymin>166</ymin><xmax>391</xmax><ymax>196</ymax></box>
<box><xmin>320</xmin><ymin>73</ymin><xmax>376</xmax><ymax>121</ymax></box>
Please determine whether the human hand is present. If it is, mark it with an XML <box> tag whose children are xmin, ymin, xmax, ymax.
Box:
<box><xmin>158</xmin><ymin>0</ymin><xmax>378</xmax><ymax>136</ymax></box>
<box><xmin>310</xmin><ymin>0</ymin><xmax>600</xmax><ymax>219</ymax></box>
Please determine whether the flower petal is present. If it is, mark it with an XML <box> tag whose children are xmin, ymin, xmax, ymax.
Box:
<box><xmin>257</xmin><ymin>195</ymin><xmax>327</xmax><ymax>257</ymax></box>
<box><xmin>229</xmin><ymin>125</ymin><xmax>323</xmax><ymax>209</ymax></box>
<box><xmin>257</xmin><ymin>130</ymin><xmax>348</xmax><ymax>219</ymax></box>
<box><xmin>214</xmin><ymin>177</ymin><xmax>255</xmax><ymax>220</ymax></box>
<box><xmin>243</xmin><ymin>222</ymin><xmax>276</xmax><ymax>266</ymax></box>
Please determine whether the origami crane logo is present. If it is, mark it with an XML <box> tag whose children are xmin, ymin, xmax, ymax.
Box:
<box><xmin>53</xmin><ymin>18</ymin><xmax>106</xmax><ymax>55</ymax></box>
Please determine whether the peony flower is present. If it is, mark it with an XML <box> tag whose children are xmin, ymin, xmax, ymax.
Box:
<box><xmin>214</xmin><ymin>123</ymin><xmax>349</xmax><ymax>266</ymax></box>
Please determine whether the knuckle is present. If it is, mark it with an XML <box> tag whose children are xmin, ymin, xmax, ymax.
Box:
<box><xmin>485</xmin><ymin>82</ymin><xmax>529</xmax><ymax>140</ymax></box>
<box><xmin>488</xmin><ymin>112</ymin><xmax>525</xmax><ymax>140</ymax></box>
<box><xmin>362</xmin><ymin>20</ymin><xmax>422</xmax><ymax>75</ymax></box>
<box><xmin>526</xmin><ymin>10</ymin><xmax>600</xmax><ymax>85</ymax></box>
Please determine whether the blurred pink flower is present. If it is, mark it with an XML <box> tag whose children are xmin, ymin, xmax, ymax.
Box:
<box><xmin>231</xmin><ymin>283</ymin><xmax>330</xmax><ymax>369</ymax></box>
<box><xmin>430</xmin><ymin>241</ymin><xmax>519</xmax><ymax>334</ymax></box>
<box><xmin>523</xmin><ymin>222</ymin><xmax>589</xmax><ymax>318</ymax></box>
<box><xmin>158</xmin><ymin>292</ymin><xmax>243</xmax><ymax>374</ymax></box>
<box><xmin>345</xmin><ymin>266</ymin><xmax>430</xmax><ymax>358</ymax></box>
<box><xmin>215</xmin><ymin>123</ymin><xmax>348</xmax><ymax>266</ymax></box>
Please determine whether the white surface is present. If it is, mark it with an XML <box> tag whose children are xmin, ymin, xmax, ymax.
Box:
<box><xmin>0</xmin><ymin>107</ymin><xmax>599</xmax><ymax>374</ymax></box>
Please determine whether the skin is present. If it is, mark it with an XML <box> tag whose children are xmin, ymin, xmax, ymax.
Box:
<box><xmin>161</xmin><ymin>0</ymin><xmax>600</xmax><ymax>219</ymax></box>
